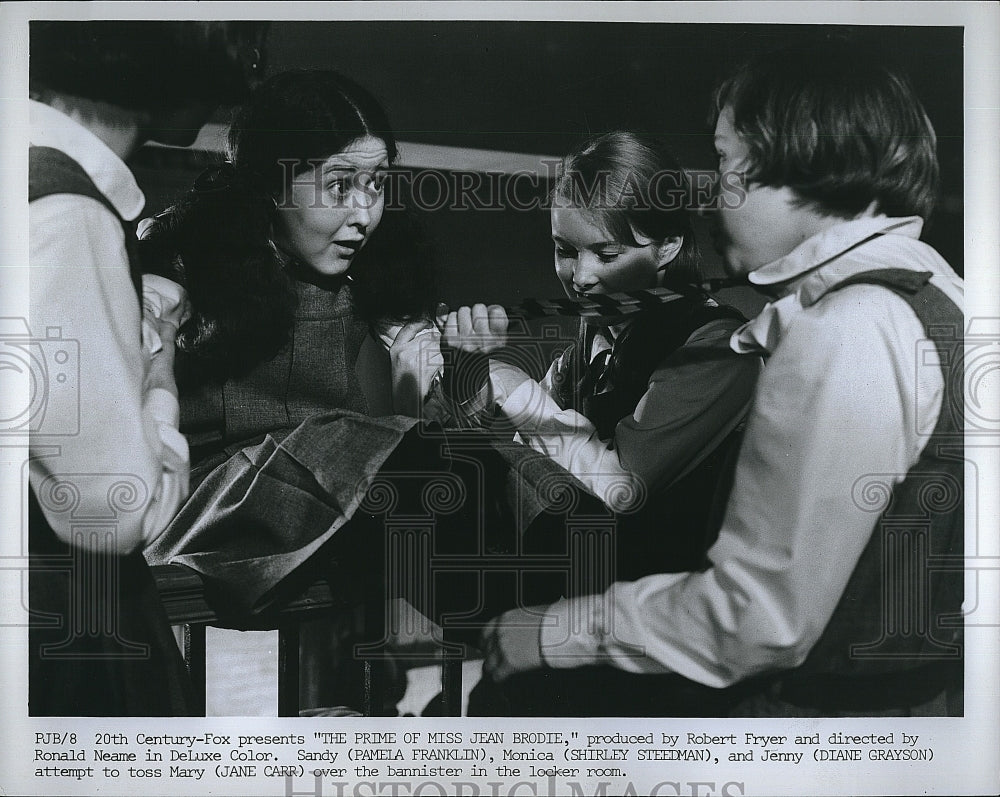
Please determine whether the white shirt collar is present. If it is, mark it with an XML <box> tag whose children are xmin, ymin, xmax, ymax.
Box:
<box><xmin>748</xmin><ymin>215</ymin><xmax>924</xmax><ymax>289</ymax></box>
<box><xmin>29</xmin><ymin>99</ymin><xmax>145</xmax><ymax>221</ymax></box>
<box><xmin>732</xmin><ymin>215</ymin><xmax>928</xmax><ymax>356</ymax></box>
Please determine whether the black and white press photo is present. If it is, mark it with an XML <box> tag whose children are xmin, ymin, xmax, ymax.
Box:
<box><xmin>1</xmin><ymin>3</ymin><xmax>997</xmax><ymax>797</ymax></box>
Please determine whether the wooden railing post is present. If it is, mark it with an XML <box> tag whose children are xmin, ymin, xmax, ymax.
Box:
<box><xmin>182</xmin><ymin>623</ymin><xmax>207</xmax><ymax>716</ymax></box>
<box><xmin>278</xmin><ymin>623</ymin><xmax>301</xmax><ymax>717</ymax></box>
<box><xmin>361</xmin><ymin>598</ymin><xmax>387</xmax><ymax>717</ymax></box>
<box><xmin>153</xmin><ymin>563</ymin><xmax>371</xmax><ymax>717</ymax></box>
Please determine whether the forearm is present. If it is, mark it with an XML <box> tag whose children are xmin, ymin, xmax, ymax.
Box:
<box><xmin>537</xmin><ymin>304</ymin><xmax>938</xmax><ymax>685</ymax></box>
<box><xmin>497</xmin><ymin>373</ymin><xmax>642</xmax><ymax>512</ymax></box>
<box><xmin>137</xmin><ymin>387</ymin><xmax>190</xmax><ymax>541</ymax></box>
<box><xmin>29</xmin><ymin>356</ymin><xmax>190</xmax><ymax>553</ymax></box>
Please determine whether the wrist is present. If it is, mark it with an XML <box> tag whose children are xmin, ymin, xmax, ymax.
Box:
<box><xmin>442</xmin><ymin>349</ymin><xmax>490</xmax><ymax>404</ymax></box>
<box><xmin>145</xmin><ymin>385</ymin><xmax>181</xmax><ymax>427</ymax></box>
<box><xmin>489</xmin><ymin>361</ymin><xmax>532</xmax><ymax>407</ymax></box>
<box><xmin>537</xmin><ymin>603</ymin><xmax>552</xmax><ymax>669</ymax></box>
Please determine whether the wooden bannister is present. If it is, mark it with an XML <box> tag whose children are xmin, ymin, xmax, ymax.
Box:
<box><xmin>151</xmin><ymin>563</ymin><xmax>463</xmax><ymax>717</ymax></box>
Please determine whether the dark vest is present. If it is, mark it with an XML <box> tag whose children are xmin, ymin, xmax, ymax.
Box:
<box><xmin>781</xmin><ymin>268</ymin><xmax>964</xmax><ymax>711</ymax></box>
<box><xmin>29</xmin><ymin>146</ymin><xmax>143</xmax><ymax>303</ymax></box>
<box><xmin>27</xmin><ymin>145</ymin><xmax>193</xmax><ymax>716</ymax></box>
<box><xmin>552</xmin><ymin>295</ymin><xmax>749</xmax><ymax>576</ymax></box>
<box><xmin>554</xmin><ymin>294</ymin><xmax>747</xmax><ymax>439</ymax></box>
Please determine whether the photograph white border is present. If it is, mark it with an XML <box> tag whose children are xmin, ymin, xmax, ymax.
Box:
<box><xmin>1</xmin><ymin>3</ymin><xmax>997</xmax><ymax>796</ymax></box>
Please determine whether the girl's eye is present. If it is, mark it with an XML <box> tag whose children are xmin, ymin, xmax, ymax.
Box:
<box><xmin>370</xmin><ymin>172</ymin><xmax>387</xmax><ymax>192</ymax></box>
<box><xmin>327</xmin><ymin>179</ymin><xmax>350</xmax><ymax>199</ymax></box>
<box><xmin>555</xmin><ymin>245</ymin><xmax>577</xmax><ymax>259</ymax></box>
<box><xmin>597</xmin><ymin>251</ymin><xmax>622</xmax><ymax>263</ymax></box>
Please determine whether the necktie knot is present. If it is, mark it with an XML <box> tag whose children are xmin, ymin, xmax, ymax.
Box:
<box><xmin>590</xmin><ymin>347</ymin><xmax>613</xmax><ymax>394</ymax></box>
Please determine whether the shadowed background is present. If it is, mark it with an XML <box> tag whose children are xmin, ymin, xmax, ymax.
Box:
<box><xmin>128</xmin><ymin>20</ymin><xmax>963</xmax><ymax>715</ymax></box>
<box><xmin>132</xmin><ymin>21</ymin><xmax>963</xmax><ymax>323</ymax></box>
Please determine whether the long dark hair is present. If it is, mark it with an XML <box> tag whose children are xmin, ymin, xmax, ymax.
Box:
<box><xmin>140</xmin><ymin>69</ymin><xmax>437</xmax><ymax>380</ymax></box>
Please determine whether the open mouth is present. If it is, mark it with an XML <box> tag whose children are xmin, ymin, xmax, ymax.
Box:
<box><xmin>332</xmin><ymin>240</ymin><xmax>363</xmax><ymax>257</ymax></box>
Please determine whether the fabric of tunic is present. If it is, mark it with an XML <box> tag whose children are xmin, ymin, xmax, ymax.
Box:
<box><xmin>144</xmin><ymin>275</ymin><xmax>590</xmax><ymax>620</ymax></box>
<box><xmin>145</xmin><ymin>277</ymin><xmax>407</xmax><ymax>614</ymax></box>
<box><xmin>177</xmin><ymin>278</ymin><xmax>371</xmax><ymax>474</ymax></box>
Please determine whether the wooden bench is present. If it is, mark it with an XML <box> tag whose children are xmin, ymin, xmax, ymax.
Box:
<box><xmin>151</xmin><ymin>563</ymin><xmax>465</xmax><ymax>716</ymax></box>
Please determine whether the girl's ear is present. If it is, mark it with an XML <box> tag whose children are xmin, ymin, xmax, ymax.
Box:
<box><xmin>655</xmin><ymin>235</ymin><xmax>684</xmax><ymax>270</ymax></box>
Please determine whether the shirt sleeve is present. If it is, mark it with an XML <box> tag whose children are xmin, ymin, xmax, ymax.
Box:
<box><xmin>140</xmin><ymin>273</ymin><xmax>191</xmax><ymax>357</ymax></box>
<box><xmin>499</xmin><ymin>368</ymin><xmax>642</xmax><ymax>512</ymax></box>
<box><xmin>614</xmin><ymin>318</ymin><xmax>759</xmax><ymax>488</ymax></box>
<box><xmin>539</xmin><ymin>288</ymin><xmax>944</xmax><ymax>686</ymax></box>
<box><xmin>498</xmin><ymin>319</ymin><xmax>758</xmax><ymax>512</ymax></box>
<box><xmin>28</xmin><ymin>195</ymin><xmax>189</xmax><ymax>553</ymax></box>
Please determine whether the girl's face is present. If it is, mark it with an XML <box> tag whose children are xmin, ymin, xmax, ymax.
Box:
<box><xmin>273</xmin><ymin>135</ymin><xmax>389</xmax><ymax>278</ymax></box>
<box><xmin>550</xmin><ymin>206</ymin><xmax>682</xmax><ymax>297</ymax></box>
<box><xmin>712</xmin><ymin>106</ymin><xmax>812</xmax><ymax>278</ymax></box>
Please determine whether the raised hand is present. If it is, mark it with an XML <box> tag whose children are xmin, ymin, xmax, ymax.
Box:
<box><xmin>438</xmin><ymin>303</ymin><xmax>508</xmax><ymax>404</ymax></box>
<box><xmin>439</xmin><ymin>302</ymin><xmax>509</xmax><ymax>355</ymax></box>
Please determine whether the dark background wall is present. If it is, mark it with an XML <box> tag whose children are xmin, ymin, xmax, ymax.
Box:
<box><xmin>133</xmin><ymin>22</ymin><xmax>963</xmax><ymax>322</ymax></box>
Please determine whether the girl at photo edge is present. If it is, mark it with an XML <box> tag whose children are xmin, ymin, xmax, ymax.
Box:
<box><xmin>27</xmin><ymin>20</ymin><xmax>266</xmax><ymax>717</ymax></box>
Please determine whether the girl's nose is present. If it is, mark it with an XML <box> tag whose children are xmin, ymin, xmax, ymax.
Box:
<box><xmin>350</xmin><ymin>198</ymin><xmax>371</xmax><ymax>230</ymax></box>
<box><xmin>572</xmin><ymin>260</ymin><xmax>600</xmax><ymax>293</ymax></box>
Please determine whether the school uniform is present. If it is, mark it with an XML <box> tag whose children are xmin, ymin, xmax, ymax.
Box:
<box><xmin>476</xmin><ymin>216</ymin><xmax>963</xmax><ymax>717</ymax></box>
<box><xmin>141</xmin><ymin>265</ymin><xmax>585</xmax><ymax>630</ymax></box>
<box><xmin>27</xmin><ymin>100</ymin><xmax>193</xmax><ymax>715</ymax></box>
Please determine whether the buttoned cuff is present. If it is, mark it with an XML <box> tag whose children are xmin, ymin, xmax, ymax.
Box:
<box><xmin>499</xmin><ymin>376</ymin><xmax>564</xmax><ymax>430</ymax></box>
<box><xmin>146</xmin><ymin>387</ymin><xmax>189</xmax><ymax>473</ymax></box>
<box><xmin>141</xmin><ymin>274</ymin><xmax>190</xmax><ymax>356</ymax></box>
<box><xmin>145</xmin><ymin>386</ymin><xmax>180</xmax><ymax>428</ymax></box>
<box><xmin>538</xmin><ymin>596</ymin><xmax>603</xmax><ymax>669</ymax></box>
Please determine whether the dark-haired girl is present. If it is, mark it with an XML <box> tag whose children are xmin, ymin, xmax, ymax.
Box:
<box><xmin>140</xmin><ymin>68</ymin><xmax>448</xmax><ymax>605</ymax></box>
<box><xmin>139</xmin><ymin>73</ymin><xmax>569</xmax><ymax>701</ymax></box>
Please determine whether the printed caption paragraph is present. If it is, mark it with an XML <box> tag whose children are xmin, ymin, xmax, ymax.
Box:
<box><xmin>30</xmin><ymin>727</ymin><xmax>936</xmax><ymax>795</ymax></box>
